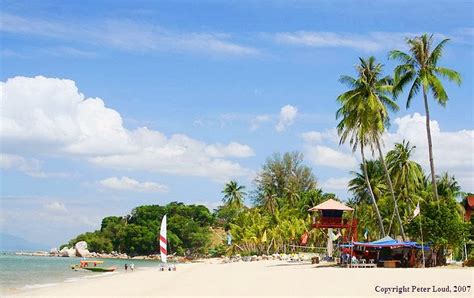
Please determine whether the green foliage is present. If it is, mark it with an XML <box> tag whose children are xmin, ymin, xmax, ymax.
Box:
<box><xmin>253</xmin><ymin>151</ymin><xmax>317</xmax><ymax>210</ymax></box>
<box><xmin>406</xmin><ymin>197</ymin><xmax>468</xmax><ymax>250</ymax></box>
<box><xmin>67</xmin><ymin>202</ymin><xmax>215</xmax><ymax>256</ymax></box>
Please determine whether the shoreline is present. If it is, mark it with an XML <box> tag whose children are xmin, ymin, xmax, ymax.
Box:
<box><xmin>8</xmin><ymin>259</ymin><xmax>474</xmax><ymax>297</ymax></box>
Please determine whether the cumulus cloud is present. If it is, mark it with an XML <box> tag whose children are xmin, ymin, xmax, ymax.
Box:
<box><xmin>276</xmin><ymin>105</ymin><xmax>298</xmax><ymax>132</ymax></box>
<box><xmin>99</xmin><ymin>176</ymin><xmax>169</xmax><ymax>193</ymax></box>
<box><xmin>302</xmin><ymin>113</ymin><xmax>473</xmax><ymax>190</ymax></box>
<box><xmin>320</xmin><ymin>177</ymin><xmax>351</xmax><ymax>192</ymax></box>
<box><xmin>0</xmin><ymin>76</ymin><xmax>253</xmax><ymax>182</ymax></box>
<box><xmin>383</xmin><ymin>113</ymin><xmax>474</xmax><ymax>189</ymax></box>
<box><xmin>305</xmin><ymin>145</ymin><xmax>358</xmax><ymax>170</ymax></box>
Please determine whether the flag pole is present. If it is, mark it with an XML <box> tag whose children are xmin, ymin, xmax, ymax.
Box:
<box><xmin>418</xmin><ymin>208</ymin><xmax>425</xmax><ymax>268</ymax></box>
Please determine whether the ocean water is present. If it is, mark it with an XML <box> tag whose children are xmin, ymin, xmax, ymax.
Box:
<box><xmin>0</xmin><ymin>252</ymin><xmax>162</xmax><ymax>294</ymax></box>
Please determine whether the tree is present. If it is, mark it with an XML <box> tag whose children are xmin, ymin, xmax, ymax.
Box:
<box><xmin>348</xmin><ymin>160</ymin><xmax>387</xmax><ymax>205</ymax></box>
<box><xmin>390</xmin><ymin>34</ymin><xmax>462</xmax><ymax>204</ymax></box>
<box><xmin>436</xmin><ymin>172</ymin><xmax>461</xmax><ymax>199</ymax></box>
<box><xmin>386</xmin><ymin>141</ymin><xmax>424</xmax><ymax>201</ymax></box>
<box><xmin>337</xmin><ymin>57</ymin><xmax>400</xmax><ymax>237</ymax></box>
<box><xmin>221</xmin><ymin>181</ymin><xmax>247</xmax><ymax>210</ymax></box>
<box><xmin>407</xmin><ymin>196</ymin><xmax>468</xmax><ymax>265</ymax></box>
<box><xmin>253</xmin><ymin>152</ymin><xmax>316</xmax><ymax>209</ymax></box>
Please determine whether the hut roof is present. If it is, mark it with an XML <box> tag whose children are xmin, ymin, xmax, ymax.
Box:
<box><xmin>308</xmin><ymin>199</ymin><xmax>353</xmax><ymax>211</ymax></box>
<box><xmin>466</xmin><ymin>195</ymin><xmax>474</xmax><ymax>208</ymax></box>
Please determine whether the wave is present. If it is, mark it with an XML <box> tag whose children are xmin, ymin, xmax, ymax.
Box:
<box><xmin>22</xmin><ymin>283</ymin><xmax>59</xmax><ymax>290</ymax></box>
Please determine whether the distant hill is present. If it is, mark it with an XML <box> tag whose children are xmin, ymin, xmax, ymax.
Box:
<box><xmin>0</xmin><ymin>233</ymin><xmax>48</xmax><ymax>251</ymax></box>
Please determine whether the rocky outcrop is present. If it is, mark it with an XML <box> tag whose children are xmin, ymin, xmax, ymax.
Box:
<box><xmin>75</xmin><ymin>241</ymin><xmax>90</xmax><ymax>258</ymax></box>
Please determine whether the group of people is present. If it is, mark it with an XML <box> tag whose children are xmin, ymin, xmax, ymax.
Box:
<box><xmin>124</xmin><ymin>263</ymin><xmax>135</xmax><ymax>272</ymax></box>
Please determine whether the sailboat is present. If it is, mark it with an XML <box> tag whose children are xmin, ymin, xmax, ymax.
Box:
<box><xmin>159</xmin><ymin>215</ymin><xmax>176</xmax><ymax>271</ymax></box>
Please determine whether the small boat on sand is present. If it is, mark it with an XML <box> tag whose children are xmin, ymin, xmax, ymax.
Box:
<box><xmin>71</xmin><ymin>260</ymin><xmax>116</xmax><ymax>272</ymax></box>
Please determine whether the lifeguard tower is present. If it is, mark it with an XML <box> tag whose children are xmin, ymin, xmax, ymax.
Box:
<box><xmin>308</xmin><ymin>199</ymin><xmax>358</xmax><ymax>242</ymax></box>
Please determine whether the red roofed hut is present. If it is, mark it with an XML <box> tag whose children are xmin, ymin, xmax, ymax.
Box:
<box><xmin>464</xmin><ymin>195</ymin><xmax>474</xmax><ymax>221</ymax></box>
<box><xmin>309</xmin><ymin>199</ymin><xmax>358</xmax><ymax>242</ymax></box>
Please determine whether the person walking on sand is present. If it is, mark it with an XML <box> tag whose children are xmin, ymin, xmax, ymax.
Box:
<box><xmin>130</xmin><ymin>263</ymin><xmax>134</xmax><ymax>272</ymax></box>
<box><xmin>124</xmin><ymin>263</ymin><xmax>128</xmax><ymax>272</ymax></box>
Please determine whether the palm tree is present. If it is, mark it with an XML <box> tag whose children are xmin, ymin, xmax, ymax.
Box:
<box><xmin>386</xmin><ymin>141</ymin><xmax>424</xmax><ymax>235</ymax></box>
<box><xmin>386</xmin><ymin>140</ymin><xmax>425</xmax><ymax>201</ymax></box>
<box><xmin>348</xmin><ymin>160</ymin><xmax>387</xmax><ymax>205</ymax></box>
<box><xmin>338</xmin><ymin>57</ymin><xmax>407</xmax><ymax>240</ymax></box>
<box><xmin>222</xmin><ymin>180</ymin><xmax>247</xmax><ymax>210</ymax></box>
<box><xmin>337</xmin><ymin>57</ymin><xmax>389</xmax><ymax>237</ymax></box>
<box><xmin>436</xmin><ymin>172</ymin><xmax>461</xmax><ymax>199</ymax></box>
<box><xmin>389</xmin><ymin>34</ymin><xmax>462</xmax><ymax>203</ymax></box>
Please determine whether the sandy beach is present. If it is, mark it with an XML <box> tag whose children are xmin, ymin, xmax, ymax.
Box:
<box><xmin>11</xmin><ymin>260</ymin><xmax>473</xmax><ymax>297</ymax></box>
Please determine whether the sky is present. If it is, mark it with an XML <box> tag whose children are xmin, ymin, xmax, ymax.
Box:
<box><xmin>1</xmin><ymin>0</ymin><xmax>473</xmax><ymax>248</ymax></box>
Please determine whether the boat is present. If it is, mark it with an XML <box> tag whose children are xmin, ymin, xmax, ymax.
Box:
<box><xmin>71</xmin><ymin>260</ymin><xmax>116</xmax><ymax>272</ymax></box>
<box><xmin>159</xmin><ymin>215</ymin><xmax>176</xmax><ymax>271</ymax></box>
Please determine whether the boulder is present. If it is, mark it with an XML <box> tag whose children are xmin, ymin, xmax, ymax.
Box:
<box><xmin>75</xmin><ymin>241</ymin><xmax>90</xmax><ymax>258</ymax></box>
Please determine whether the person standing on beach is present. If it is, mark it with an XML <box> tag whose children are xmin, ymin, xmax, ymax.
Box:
<box><xmin>130</xmin><ymin>263</ymin><xmax>134</xmax><ymax>272</ymax></box>
<box><xmin>124</xmin><ymin>263</ymin><xmax>128</xmax><ymax>272</ymax></box>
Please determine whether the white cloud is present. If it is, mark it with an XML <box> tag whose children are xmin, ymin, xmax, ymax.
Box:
<box><xmin>383</xmin><ymin>113</ymin><xmax>474</xmax><ymax>190</ymax></box>
<box><xmin>0</xmin><ymin>13</ymin><xmax>259</xmax><ymax>57</ymax></box>
<box><xmin>276</xmin><ymin>105</ymin><xmax>298</xmax><ymax>132</ymax></box>
<box><xmin>320</xmin><ymin>177</ymin><xmax>351</xmax><ymax>191</ymax></box>
<box><xmin>44</xmin><ymin>201</ymin><xmax>68</xmax><ymax>213</ymax></box>
<box><xmin>273</xmin><ymin>31</ymin><xmax>425</xmax><ymax>52</ymax></box>
<box><xmin>99</xmin><ymin>176</ymin><xmax>169</xmax><ymax>193</ymax></box>
<box><xmin>205</xmin><ymin>142</ymin><xmax>255</xmax><ymax>158</ymax></box>
<box><xmin>305</xmin><ymin>145</ymin><xmax>358</xmax><ymax>170</ymax></box>
<box><xmin>0</xmin><ymin>76</ymin><xmax>253</xmax><ymax>182</ymax></box>
<box><xmin>302</xmin><ymin>113</ymin><xmax>474</xmax><ymax>190</ymax></box>
<box><xmin>250</xmin><ymin>114</ymin><xmax>271</xmax><ymax>131</ymax></box>
<box><xmin>0</xmin><ymin>153</ymin><xmax>67</xmax><ymax>178</ymax></box>
<box><xmin>301</xmin><ymin>131</ymin><xmax>323</xmax><ymax>143</ymax></box>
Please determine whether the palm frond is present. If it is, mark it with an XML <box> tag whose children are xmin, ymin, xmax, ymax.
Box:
<box><xmin>406</xmin><ymin>78</ymin><xmax>421</xmax><ymax>109</ymax></box>
<box><xmin>393</xmin><ymin>69</ymin><xmax>415</xmax><ymax>98</ymax></box>
<box><xmin>428</xmin><ymin>38</ymin><xmax>449</xmax><ymax>65</ymax></box>
<box><xmin>434</xmin><ymin>66</ymin><xmax>462</xmax><ymax>85</ymax></box>
<box><xmin>428</xmin><ymin>74</ymin><xmax>448</xmax><ymax>105</ymax></box>
<box><xmin>389</xmin><ymin>50</ymin><xmax>415</xmax><ymax>65</ymax></box>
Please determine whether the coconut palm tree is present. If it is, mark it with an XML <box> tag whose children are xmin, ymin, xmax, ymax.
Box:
<box><xmin>338</xmin><ymin>56</ymin><xmax>407</xmax><ymax>239</ymax></box>
<box><xmin>349</xmin><ymin>160</ymin><xmax>387</xmax><ymax>205</ymax></box>
<box><xmin>386</xmin><ymin>140</ymin><xmax>425</xmax><ymax>201</ymax></box>
<box><xmin>436</xmin><ymin>172</ymin><xmax>461</xmax><ymax>199</ymax></box>
<box><xmin>389</xmin><ymin>34</ymin><xmax>462</xmax><ymax>203</ymax></box>
<box><xmin>336</xmin><ymin>57</ymin><xmax>390</xmax><ymax>237</ymax></box>
<box><xmin>222</xmin><ymin>180</ymin><xmax>247</xmax><ymax>210</ymax></box>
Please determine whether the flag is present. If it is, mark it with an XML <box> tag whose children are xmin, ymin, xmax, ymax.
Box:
<box><xmin>261</xmin><ymin>230</ymin><xmax>267</xmax><ymax>243</ymax></box>
<box><xmin>413</xmin><ymin>203</ymin><xmax>420</xmax><ymax>218</ymax></box>
<box><xmin>300</xmin><ymin>231</ymin><xmax>308</xmax><ymax>246</ymax></box>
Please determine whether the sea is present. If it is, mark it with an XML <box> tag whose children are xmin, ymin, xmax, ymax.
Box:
<box><xmin>0</xmin><ymin>252</ymin><xmax>163</xmax><ymax>295</ymax></box>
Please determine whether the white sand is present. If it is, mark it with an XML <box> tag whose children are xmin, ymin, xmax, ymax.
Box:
<box><xmin>12</xmin><ymin>260</ymin><xmax>474</xmax><ymax>297</ymax></box>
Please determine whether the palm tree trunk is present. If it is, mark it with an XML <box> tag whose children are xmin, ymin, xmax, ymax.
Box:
<box><xmin>386</xmin><ymin>208</ymin><xmax>396</xmax><ymax>236</ymax></box>
<box><xmin>422</xmin><ymin>86</ymin><xmax>440</xmax><ymax>205</ymax></box>
<box><xmin>360</xmin><ymin>143</ymin><xmax>385</xmax><ymax>237</ymax></box>
<box><xmin>375</xmin><ymin>138</ymin><xmax>406</xmax><ymax>240</ymax></box>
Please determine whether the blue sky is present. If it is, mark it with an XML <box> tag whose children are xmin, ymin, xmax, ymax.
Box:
<box><xmin>1</xmin><ymin>0</ymin><xmax>473</xmax><ymax>247</ymax></box>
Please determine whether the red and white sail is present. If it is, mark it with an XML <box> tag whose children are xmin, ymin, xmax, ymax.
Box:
<box><xmin>159</xmin><ymin>215</ymin><xmax>167</xmax><ymax>263</ymax></box>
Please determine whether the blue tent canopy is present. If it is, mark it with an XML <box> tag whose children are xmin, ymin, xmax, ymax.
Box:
<box><xmin>339</xmin><ymin>236</ymin><xmax>429</xmax><ymax>250</ymax></box>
